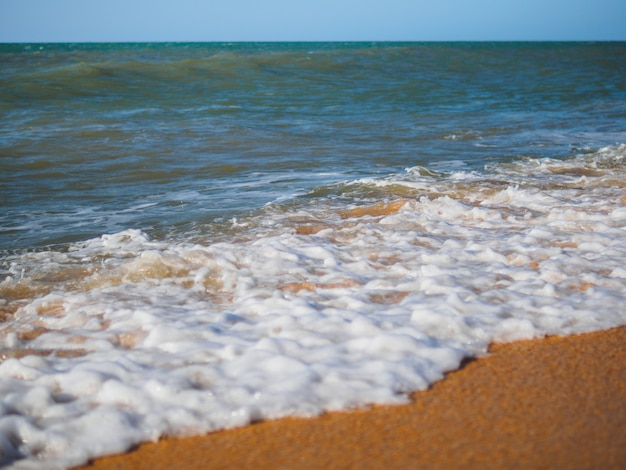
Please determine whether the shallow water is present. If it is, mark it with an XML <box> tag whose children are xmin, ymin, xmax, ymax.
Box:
<box><xmin>1</xmin><ymin>42</ymin><xmax>626</xmax><ymax>468</ymax></box>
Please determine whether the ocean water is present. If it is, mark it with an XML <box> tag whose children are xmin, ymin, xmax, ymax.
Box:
<box><xmin>1</xmin><ymin>42</ymin><xmax>626</xmax><ymax>468</ymax></box>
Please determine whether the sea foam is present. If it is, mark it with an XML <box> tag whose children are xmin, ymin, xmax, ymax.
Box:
<box><xmin>1</xmin><ymin>146</ymin><xmax>626</xmax><ymax>468</ymax></box>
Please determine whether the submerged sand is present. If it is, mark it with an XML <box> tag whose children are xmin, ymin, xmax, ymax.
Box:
<box><xmin>78</xmin><ymin>326</ymin><xmax>626</xmax><ymax>469</ymax></box>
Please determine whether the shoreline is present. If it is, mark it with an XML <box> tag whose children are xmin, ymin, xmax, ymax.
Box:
<box><xmin>78</xmin><ymin>326</ymin><xmax>626</xmax><ymax>469</ymax></box>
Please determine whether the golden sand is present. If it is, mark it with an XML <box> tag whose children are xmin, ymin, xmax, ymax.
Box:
<box><xmin>78</xmin><ymin>326</ymin><xmax>626</xmax><ymax>470</ymax></box>
<box><xmin>338</xmin><ymin>200</ymin><xmax>407</xmax><ymax>219</ymax></box>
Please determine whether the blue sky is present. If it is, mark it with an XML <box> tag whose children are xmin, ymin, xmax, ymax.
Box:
<box><xmin>1</xmin><ymin>0</ymin><xmax>625</xmax><ymax>42</ymax></box>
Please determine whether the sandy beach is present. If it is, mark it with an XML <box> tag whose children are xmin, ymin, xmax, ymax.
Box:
<box><xmin>78</xmin><ymin>326</ymin><xmax>626</xmax><ymax>470</ymax></box>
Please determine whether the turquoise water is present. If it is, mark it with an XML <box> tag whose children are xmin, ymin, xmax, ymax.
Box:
<box><xmin>2</xmin><ymin>42</ymin><xmax>625</xmax><ymax>249</ymax></box>
<box><xmin>1</xmin><ymin>43</ymin><xmax>626</xmax><ymax>468</ymax></box>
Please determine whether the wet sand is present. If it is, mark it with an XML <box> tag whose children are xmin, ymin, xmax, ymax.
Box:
<box><xmin>78</xmin><ymin>326</ymin><xmax>626</xmax><ymax>470</ymax></box>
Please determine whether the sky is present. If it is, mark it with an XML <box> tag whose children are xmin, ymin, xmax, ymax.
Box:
<box><xmin>1</xmin><ymin>0</ymin><xmax>625</xmax><ymax>43</ymax></box>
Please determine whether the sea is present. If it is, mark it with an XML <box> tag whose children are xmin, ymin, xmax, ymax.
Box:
<box><xmin>1</xmin><ymin>42</ymin><xmax>626</xmax><ymax>468</ymax></box>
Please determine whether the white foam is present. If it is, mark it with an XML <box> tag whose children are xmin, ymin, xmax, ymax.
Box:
<box><xmin>2</xmin><ymin>146</ymin><xmax>626</xmax><ymax>468</ymax></box>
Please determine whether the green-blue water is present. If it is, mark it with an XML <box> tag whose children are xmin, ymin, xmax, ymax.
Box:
<box><xmin>2</xmin><ymin>42</ymin><xmax>625</xmax><ymax>249</ymax></box>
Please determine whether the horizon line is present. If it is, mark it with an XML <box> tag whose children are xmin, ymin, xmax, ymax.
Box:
<box><xmin>2</xmin><ymin>39</ymin><xmax>625</xmax><ymax>45</ymax></box>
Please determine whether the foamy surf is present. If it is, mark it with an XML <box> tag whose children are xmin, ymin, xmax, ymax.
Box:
<box><xmin>1</xmin><ymin>145</ymin><xmax>626</xmax><ymax>468</ymax></box>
